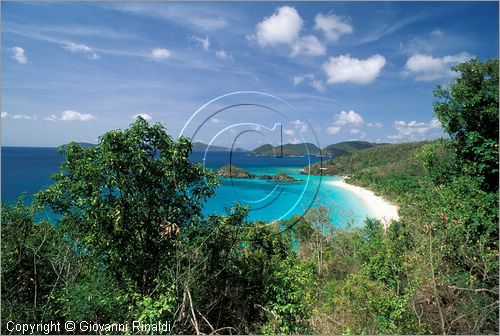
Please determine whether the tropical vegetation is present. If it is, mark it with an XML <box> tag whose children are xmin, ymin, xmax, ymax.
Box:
<box><xmin>1</xmin><ymin>59</ymin><xmax>498</xmax><ymax>334</ymax></box>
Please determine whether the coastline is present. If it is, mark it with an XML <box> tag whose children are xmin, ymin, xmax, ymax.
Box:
<box><xmin>326</xmin><ymin>177</ymin><xmax>400</xmax><ymax>229</ymax></box>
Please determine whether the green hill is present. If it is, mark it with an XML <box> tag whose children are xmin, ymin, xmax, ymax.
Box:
<box><xmin>250</xmin><ymin>143</ymin><xmax>320</xmax><ymax>156</ymax></box>
<box><xmin>321</xmin><ymin>141</ymin><xmax>388</xmax><ymax>157</ymax></box>
<box><xmin>304</xmin><ymin>141</ymin><xmax>431</xmax><ymax>178</ymax></box>
<box><xmin>250</xmin><ymin>141</ymin><xmax>386</xmax><ymax>158</ymax></box>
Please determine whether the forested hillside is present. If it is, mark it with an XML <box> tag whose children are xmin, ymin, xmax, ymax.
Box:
<box><xmin>294</xmin><ymin>59</ymin><xmax>499</xmax><ymax>333</ymax></box>
<box><xmin>250</xmin><ymin>142</ymin><xmax>320</xmax><ymax>156</ymax></box>
<box><xmin>250</xmin><ymin>140</ymin><xmax>383</xmax><ymax>157</ymax></box>
<box><xmin>321</xmin><ymin>140</ymin><xmax>387</xmax><ymax>157</ymax></box>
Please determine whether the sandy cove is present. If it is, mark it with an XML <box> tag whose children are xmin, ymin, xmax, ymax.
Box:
<box><xmin>327</xmin><ymin>177</ymin><xmax>400</xmax><ymax>229</ymax></box>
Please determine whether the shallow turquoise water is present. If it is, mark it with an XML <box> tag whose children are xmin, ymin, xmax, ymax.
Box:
<box><xmin>205</xmin><ymin>165</ymin><xmax>374</xmax><ymax>227</ymax></box>
<box><xmin>2</xmin><ymin>147</ymin><xmax>375</xmax><ymax>227</ymax></box>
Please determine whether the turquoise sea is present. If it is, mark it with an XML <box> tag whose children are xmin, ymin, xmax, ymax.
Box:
<box><xmin>1</xmin><ymin>147</ymin><xmax>375</xmax><ymax>227</ymax></box>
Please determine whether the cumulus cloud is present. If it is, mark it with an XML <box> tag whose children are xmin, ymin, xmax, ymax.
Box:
<box><xmin>11</xmin><ymin>47</ymin><xmax>27</xmax><ymax>64</ymax></box>
<box><xmin>323</xmin><ymin>54</ymin><xmax>386</xmax><ymax>84</ymax></box>
<box><xmin>210</xmin><ymin>117</ymin><xmax>222</xmax><ymax>123</ymax></box>
<box><xmin>289</xmin><ymin>137</ymin><xmax>302</xmax><ymax>145</ymax></box>
<box><xmin>191</xmin><ymin>35</ymin><xmax>210</xmax><ymax>51</ymax></box>
<box><xmin>255</xmin><ymin>6</ymin><xmax>303</xmax><ymax>47</ymax></box>
<box><xmin>291</xmin><ymin>35</ymin><xmax>326</xmax><ymax>56</ymax></box>
<box><xmin>63</xmin><ymin>42</ymin><xmax>99</xmax><ymax>60</ymax></box>
<box><xmin>388</xmin><ymin>118</ymin><xmax>442</xmax><ymax>139</ymax></box>
<box><xmin>1</xmin><ymin>112</ymin><xmax>9</xmax><ymax>119</ymax></box>
<box><xmin>283</xmin><ymin>128</ymin><xmax>295</xmax><ymax>136</ymax></box>
<box><xmin>314</xmin><ymin>13</ymin><xmax>353</xmax><ymax>42</ymax></box>
<box><xmin>46</xmin><ymin>110</ymin><xmax>96</xmax><ymax>122</ymax></box>
<box><xmin>254</xmin><ymin>6</ymin><xmax>327</xmax><ymax>57</ymax></box>
<box><xmin>403</xmin><ymin>52</ymin><xmax>472</xmax><ymax>81</ymax></box>
<box><xmin>151</xmin><ymin>48</ymin><xmax>171</xmax><ymax>60</ymax></box>
<box><xmin>334</xmin><ymin>110</ymin><xmax>364</xmax><ymax>126</ymax></box>
<box><xmin>326</xmin><ymin>110</ymin><xmax>364</xmax><ymax>134</ymax></box>
<box><xmin>290</xmin><ymin>119</ymin><xmax>307</xmax><ymax>133</ymax></box>
<box><xmin>133</xmin><ymin>113</ymin><xmax>152</xmax><ymax>121</ymax></box>
<box><xmin>367</xmin><ymin>122</ymin><xmax>384</xmax><ymax>128</ymax></box>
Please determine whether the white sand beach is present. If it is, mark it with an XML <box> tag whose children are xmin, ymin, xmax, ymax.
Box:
<box><xmin>327</xmin><ymin>177</ymin><xmax>400</xmax><ymax>229</ymax></box>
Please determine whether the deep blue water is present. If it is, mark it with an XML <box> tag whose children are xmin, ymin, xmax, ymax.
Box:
<box><xmin>1</xmin><ymin>147</ymin><xmax>374</xmax><ymax>226</ymax></box>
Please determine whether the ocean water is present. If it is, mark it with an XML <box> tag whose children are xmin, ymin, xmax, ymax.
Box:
<box><xmin>1</xmin><ymin>147</ymin><xmax>374</xmax><ymax>227</ymax></box>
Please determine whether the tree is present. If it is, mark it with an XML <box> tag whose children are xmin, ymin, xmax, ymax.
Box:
<box><xmin>433</xmin><ymin>59</ymin><xmax>499</xmax><ymax>192</ymax></box>
<box><xmin>1</xmin><ymin>199</ymin><xmax>76</xmax><ymax>326</ymax></box>
<box><xmin>36</xmin><ymin>117</ymin><xmax>219</xmax><ymax>295</ymax></box>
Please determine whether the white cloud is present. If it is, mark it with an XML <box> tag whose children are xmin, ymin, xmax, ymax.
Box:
<box><xmin>215</xmin><ymin>49</ymin><xmax>232</xmax><ymax>60</ymax></box>
<box><xmin>326</xmin><ymin>126</ymin><xmax>340</xmax><ymax>134</ymax></box>
<box><xmin>403</xmin><ymin>52</ymin><xmax>472</xmax><ymax>81</ymax></box>
<box><xmin>210</xmin><ymin>117</ymin><xmax>222</xmax><ymax>123</ymax></box>
<box><xmin>151</xmin><ymin>48</ymin><xmax>171</xmax><ymax>60</ymax></box>
<box><xmin>399</xmin><ymin>30</ymin><xmax>445</xmax><ymax>55</ymax></box>
<box><xmin>283</xmin><ymin>128</ymin><xmax>295</xmax><ymax>136</ymax></box>
<box><xmin>293</xmin><ymin>74</ymin><xmax>324</xmax><ymax>92</ymax></box>
<box><xmin>61</xmin><ymin>110</ymin><xmax>96</xmax><ymax>121</ymax></box>
<box><xmin>326</xmin><ymin>110</ymin><xmax>364</xmax><ymax>134</ymax></box>
<box><xmin>2</xmin><ymin>112</ymin><xmax>34</xmax><ymax>120</ymax></box>
<box><xmin>12</xmin><ymin>114</ymin><xmax>33</xmax><ymax>120</ymax></box>
<box><xmin>256</xmin><ymin>6</ymin><xmax>303</xmax><ymax>47</ymax></box>
<box><xmin>290</xmin><ymin>119</ymin><xmax>307</xmax><ymax>133</ymax></box>
<box><xmin>335</xmin><ymin>110</ymin><xmax>364</xmax><ymax>126</ymax></box>
<box><xmin>388</xmin><ymin>117</ymin><xmax>442</xmax><ymax>139</ymax></box>
<box><xmin>44</xmin><ymin>114</ymin><xmax>58</xmax><ymax>121</ymax></box>
<box><xmin>367</xmin><ymin>122</ymin><xmax>384</xmax><ymax>128</ymax></box>
<box><xmin>192</xmin><ymin>35</ymin><xmax>210</xmax><ymax>51</ymax></box>
<box><xmin>11</xmin><ymin>47</ymin><xmax>27</xmax><ymax>64</ymax></box>
<box><xmin>46</xmin><ymin>110</ymin><xmax>96</xmax><ymax>122</ymax></box>
<box><xmin>289</xmin><ymin>137</ymin><xmax>302</xmax><ymax>144</ymax></box>
<box><xmin>63</xmin><ymin>42</ymin><xmax>99</xmax><ymax>60</ymax></box>
<box><xmin>314</xmin><ymin>13</ymin><xmax>353</xmax><ymax>42</ymax></box>
<box><xmin>323</xmin><ymin>54</ymin><xmax>386</xmax><ymax>84</ymax></box>
<box><xmin>133</xmin><ymin>113</ymin><xmax>152</xmax><ymax>121</ymax></box>
<box><xmin>291</xmin><ymin>35</ymin><xmax>326</xmax><ymax>57</ymax></box>
<box><xmin>64</xmin><ymin>42</ymin><xmax>92</xmax><ymax>53</ymax></box>
<box><xmin>293</xmin><ymin>73</ymin><xmax>314</xmax><ymax>86</ymax></box>
<box><xmin>254</xmin><ymin>6</ymin><xmax>326</xmax><ymax>57</ymax></box>
<box><xmin>310</xmin><ymin>79</ymin><xmax>325</xmax><ymax>92</ymax></box>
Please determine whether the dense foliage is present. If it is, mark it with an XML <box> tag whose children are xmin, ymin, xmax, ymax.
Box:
<box><xmin>2</xmin><ymin>59</ymin><xmax>498</xmax><ymax>334</ymax></box>
<box><xmin>2</xmin><ymin>118</ymin><xmax>315</xmax><ymax>334</ymax></box>
<box><xmin>434</xmin><ymin>59</ymin><xmax>499</xmax><ymax>192</ymax></box>
<box><xmin>298</xmin><ymin>59</ymin><xmax>498</xmax><ymax>334</ymax></box>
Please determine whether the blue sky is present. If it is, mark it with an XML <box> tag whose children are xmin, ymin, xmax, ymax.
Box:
<box><xmin>1</xmin><ymin>1</ymin><xmax>498</xmax><ymax>149</ymax></box>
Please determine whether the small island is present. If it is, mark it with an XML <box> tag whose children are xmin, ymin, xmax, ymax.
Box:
<box><xmin>215</xmin><ymin>165</ymin><xmax>301</xmax><ymax>182</ymax></box>
<box><xmin>258</xmin><ymin>173</ymin><xmax>300</xmax><ymax>182</ymax></box>
<box><xmin>215</xmin><ymin>164</ymin><xmax>255</xmax><ymax>178</ymax></box>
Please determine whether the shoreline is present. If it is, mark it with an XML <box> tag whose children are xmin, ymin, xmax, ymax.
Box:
<box><xmin>327</xmin><ymin>177</ymin><xmax>400</xmax><ymax>229</ymax></box>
